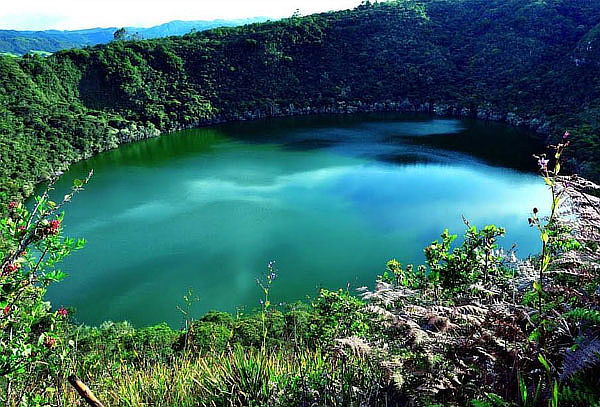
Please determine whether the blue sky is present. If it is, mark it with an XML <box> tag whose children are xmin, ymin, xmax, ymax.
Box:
<box><xmin>0</xmin><ymin>0</ymin><xmax>363</xmax><ymax>31</ymax></box>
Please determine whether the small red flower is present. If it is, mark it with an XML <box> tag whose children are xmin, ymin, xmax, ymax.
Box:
<box><xmin>3</xmin><ymin>306</ymin><xmax>10</xmax><ymax>316</ymax></box>
<box><xmin>56</xmin><ymin>308</ymin><xmax>69</xmax><ymax>318</ymax></box>
<box><xmin>2</xmin><ymin>263</ymin><xmax>19</xmax><ymax>276</ymax></box>
<box><xmin>44</xmin><ymin>336</ymin><xmax>57</xmax><ymax>349</ymax></box>
<box><xmin>7</xmin><ymin>201</ymin><xmax>18</xmax><ymax>210</ymax></box>
<box><xmin>46</xmin><ymin>220</ymin><xmax>61</xmax><ymax>236</ymax></box>
<box><xmin>17</xmin><ymin>226</ymin><xmax>26</xmax><ymax>235</ymax></box>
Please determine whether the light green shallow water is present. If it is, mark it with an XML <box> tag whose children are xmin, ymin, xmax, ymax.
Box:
<box><xmin>45</xmin><ymin>113</ymin><xmax>548</xmax><ymax>327</ymax></box>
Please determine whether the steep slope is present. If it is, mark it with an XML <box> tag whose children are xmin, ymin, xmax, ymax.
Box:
<box><xmin>1</xmin><ymin>0</ymin><xmax>600</xmax><ymax>203</ymax></box>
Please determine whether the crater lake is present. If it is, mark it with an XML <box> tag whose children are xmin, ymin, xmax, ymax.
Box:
<box><xmin>45</xmin><ymin>113</ymin><xmax>548</xmax><ymax>326</ymax></box>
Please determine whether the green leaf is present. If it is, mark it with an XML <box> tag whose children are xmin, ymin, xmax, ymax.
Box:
<box><xmin>542</xmin><ymin>255</ymin><xmax>551</xmax><ymax>271</ymax></box>
<box><xmin>551</xmin><ymin>380</ymin><xmax>559</xmax><ymax>407</ymax></box>
<box><xmin>528</xmin><ymin>328</ymin><xmax>541</xmax><ymax>342</ymax></box>
<box><xmin>73</xmin><ymin>179</ymin><xmax>84</xmax><ymax>188</ymax></box>
<box><xmin>44</xmin><ymin>270</ymin><xmax>68</xmax><ymax>282</ymax></box>
<box><xmin>519</xmin><ymin>376</ymin><xmax>528</xmax><ymax>405</ymax></box>
<box><xmin>538</xmin><ymin>353</ymin><xmax>551</xmax><ymax>373</ymax></box>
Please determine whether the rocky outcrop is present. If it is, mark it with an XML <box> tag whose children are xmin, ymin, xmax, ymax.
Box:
<box><xmin>160</xmin><ymin>99</ymin><xmax>554</xmax><ymax>138</ymax></box>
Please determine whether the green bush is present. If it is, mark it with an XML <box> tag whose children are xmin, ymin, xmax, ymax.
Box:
<box><xmin>130</xmin><ymin>323</ymin><xmax>180</xmax><ymax>360</ymax></box>
<box><xmin>232</xmin><ymin>317</ymin><xmax>263</xmax><ymax>347</ymax></box>
<box><xmin>200</xmin><ymin>310</ymin><xmax>235</xmax><ymax>328</ymax></box>
<box><xmin>311</xmin><ymin>289</ymin><xmax>370</xmax><ymax>341</ymax></box>
<box><xmin>424</xmin><ymin>224</ymin><xmax>505</xmax><ymax>291</ymax></box>
<box><xmin>265</xmin><ymin>310</ymin><xmax>285</xmax><ymax>341</ymax></box>
<box><xmin>187</xmin><ymin>321</ymin><xmax>232</xmax><ymax>353</ymax></box>
<box><xmin>284</xmin><ymin>304</ymin><xmax>317</xmax><ymax>344</ymax></box>
<box><xmin>0</xmin><ymin>180</ymin><xmax>87</xmax><ymax>405</ymax></box>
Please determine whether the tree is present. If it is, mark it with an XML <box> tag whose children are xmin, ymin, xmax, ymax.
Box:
<box><xmin>113</xmin><ymin>28</ymin><xmax>127</xmax><ymax>41</ymax></box>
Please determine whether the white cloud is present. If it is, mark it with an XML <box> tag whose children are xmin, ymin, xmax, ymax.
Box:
<box><xmin>0</xmin><ymin>0</ymin><xmax>363</xmax><ymax>31</ymax></box>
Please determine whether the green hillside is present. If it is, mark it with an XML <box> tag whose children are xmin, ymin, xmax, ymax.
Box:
<box><xmin>1</xmin><ymin>0</ymin><xmax>600</xmax><ymax>203</ymax></box>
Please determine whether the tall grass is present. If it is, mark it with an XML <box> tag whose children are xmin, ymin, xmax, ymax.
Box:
<box><xmin>58</xmin><ymin>345</ymin><xmax>390</xmax><ymax>407</ymax></box>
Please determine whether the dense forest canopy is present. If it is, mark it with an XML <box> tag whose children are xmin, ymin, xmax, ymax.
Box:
<box><xmin>1</xmin><ymin>0</ymin><xmax>600</xmax><ymax>203</ymax></box>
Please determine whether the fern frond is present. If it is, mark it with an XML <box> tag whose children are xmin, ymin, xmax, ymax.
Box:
<box><xmin>563</xmin><ymin>308</ymin><xmax>600</xmax><ymax>325</ymax></box>
<box><xmin>334</xmin><ymin>336</ymin><xmax>372</xmax><ymax>357</ymax></box>
<box><xmin>364</xmin><ymin>305</ymin><xmax>396</xmax><ymax>321</ymax></box>
<box><xmin>559</xmin><ymin>385</ymin><xmax>600</xmax><ymax>406</ymax></box>
<box><xmin>358</xmin><ymin>282</ymin><xmax>415</xmax><ymax>306</ymax></box>
<box><xmin>560</xmin><ymin>337</ymin><xmax>600</xmax><ymax>381</ymax></box>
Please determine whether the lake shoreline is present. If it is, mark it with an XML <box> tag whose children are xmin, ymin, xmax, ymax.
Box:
<box><xmin>47</xmin><ymin>99</ymin><xmax>550</xmax><ymax>181</ymax></box>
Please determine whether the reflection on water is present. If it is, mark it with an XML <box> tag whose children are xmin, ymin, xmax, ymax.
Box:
<box><xmin>45</xmin><ymin>113</ymin><xmax>547</xmax><ymax>327</ymax></box>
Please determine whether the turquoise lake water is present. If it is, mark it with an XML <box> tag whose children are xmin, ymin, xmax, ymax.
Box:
<box><xmin>45</xmin><ymin>113</ymin><xmax>548</xmax><ymax>327</ymax></box>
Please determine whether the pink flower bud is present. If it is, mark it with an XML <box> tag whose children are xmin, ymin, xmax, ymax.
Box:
<box><xmin>2</xmin><ymin>263</ymin><xmax>19</xmax><ymax>276</ymax></box>
<box><xmin>46</xmin><ymin>220</ymin><xmax>61</xmax><ymax>236</ymax></box>
<box><xmin>44</xmin><ymin>336</ymin><xmax>57</xmax><ymax>349</ymax></box>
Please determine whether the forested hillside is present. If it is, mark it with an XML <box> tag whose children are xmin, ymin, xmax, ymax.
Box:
<box><xmin>0</xmin><ymin>18</ymin><xmax>269</xmax><ymax>55</ymax></box>
<box><xmin>2</xmin><ymin>0</ymin><xmax>600</xmax><ymax>203</ymax></box>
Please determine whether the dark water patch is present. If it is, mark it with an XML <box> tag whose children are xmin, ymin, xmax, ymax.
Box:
<box><xmin>399</xmin><ymin>120</ymin><xmax>543</xmax><ymax>172</ymax></box>
<box><xmin>376</xmin><ymin>153</ymin><xmax>444</xmax><ymax>166</ymax></box>
<box><xmin>281</xmin><ymin>138</ymin><xmax>338</xmax><ymax>151</ymax></box>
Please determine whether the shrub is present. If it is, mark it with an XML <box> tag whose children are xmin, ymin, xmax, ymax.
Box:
<box><xmin>188</xmin><ymin>322</ymin><xmax>232</xmax><ymax>353</ymax></box>
<box><xmin>232</xmin><ymin>317</ymin><xmax>263</xmax><ymax>347</ymax></box>
<box><xmin>0</xmin><ymin>175</ymin><xmax>89</xmax><ymax>405</ymax></box>
<box><xmin>424</xmin><ymin>224</ymin><xmax>505</xmax><ymax>291</ymax></box>
<box><xmin>130</xmin><ymin>323</ymin><xmax>180</xmax><ymax>360</ymax></box>
<box><xmin>283</xmin><ymin>303</ymin><xmax>317</xmax><ymax>344</ymax></box>
<box><xmin>311</xmin><ymin>289</ymin><xmax>370</xmax><ymax>341</ymax></box>
<box><xmin>199</xmin><ymin>310</ymin><xmax>235</xmax><ymax>328</ymax></box>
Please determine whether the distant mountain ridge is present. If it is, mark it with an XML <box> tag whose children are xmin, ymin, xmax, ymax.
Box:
<box><xmin>0</xmin><ymin>17</ymin><xmax>270</xmax><ymax>55</ymax></box>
